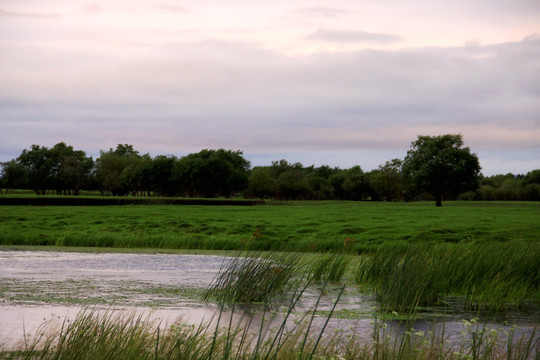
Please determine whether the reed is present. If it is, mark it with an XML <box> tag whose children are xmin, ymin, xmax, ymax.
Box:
<box><xmin>356</xmin><ymin>242</ymin><xmax>540</xmax><ymax>313</ymax></box>
<box><xmin>2</xmin><ymin>310</ymin><xmax>158</xmax><ymax>360</ymax></box>
<box><xmin>2</xmin><ymin>308</ymin><xmax>538</xmax><ymax>359</ymax></box>
<box><xmin>202</xmin><ymin>251</ymin><xmax>301</xmax><ymax>304</ymax></box>
<box><xmin>309</xmin><ymin>253</ymin><xmax>352</xmax><ymax>283</ymax></box>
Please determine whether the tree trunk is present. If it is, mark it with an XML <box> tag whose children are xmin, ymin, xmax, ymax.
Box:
<box><xmin>435</xmin><ymin>193</ymin><xmax>442</xmax><ymax>207</ymax></box>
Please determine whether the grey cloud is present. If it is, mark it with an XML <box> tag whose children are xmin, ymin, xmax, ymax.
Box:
<box><xmin>0</xmin><ymin>9</ymin><xmax>61</xmax><ymax>19</ymax></box>
<box><xmin>1</xmin><ymin>38</ymin><xmax>539</xmax><ymax>174</ymax></box>
<box><xmin>307</xmin><ymin>28</ymin><xmax>402</xmax><ymax>44</ymax></box>
<box><xmin>2</xmin><ymin>38</ymin><xmax>538</xmax><ymax>126</ymax></box>
<box><xmin>523</xmin><ymin>33</ymin><xmax>540</xmax><ymax>42</ymax></box>
<box><xmin>359</xmin><ymin>0</ymin><xmax>540</xmax><ymax>21</ymax></box>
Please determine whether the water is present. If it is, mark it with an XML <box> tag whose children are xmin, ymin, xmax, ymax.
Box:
<box><xmin>0</xmin><ymin>250</ymin><xmax>224</xmax><ymax>285</ymax></box>
<box><xmin>0</xmin><ymin>250</ymin><xmax>228</xmax><ymax>344</ymax></box>
<box><xmin>0</xmin><ymin>250</ymin><xmax>538</xmax><ymax>349</ymax></box>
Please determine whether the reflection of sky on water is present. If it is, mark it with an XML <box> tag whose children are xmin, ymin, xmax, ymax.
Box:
<box><xmin>0</xmin><ymin>251</ymin><xmax>227</xmax><ymax>286</ymax></box>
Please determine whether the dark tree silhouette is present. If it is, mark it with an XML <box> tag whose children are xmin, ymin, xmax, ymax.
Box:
<box><xmin>402</xmin><ymin>134</ymin><xmax>481</xmax><ymax>206</ymax></box>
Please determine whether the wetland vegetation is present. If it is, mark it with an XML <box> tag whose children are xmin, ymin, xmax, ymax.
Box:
<box><xmin>0</xmin><ymin>200</ymin><xmax>539</xmax><ymax>358</ymax></box>
<box><xmin>2</xmin><ymin>306</ymin><xmax>537</xmax><ymax>360</ymax></box>
<box><xmin>1</xmin><ymin>251</ymin><xmax>539</xmax><ymax>359</ymax></box>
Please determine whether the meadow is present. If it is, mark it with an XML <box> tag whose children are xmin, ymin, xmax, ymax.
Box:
<box><xmin>0</xmin><ymin>201</ymin><xmax>539</xmax><ymax>253</ymax></box>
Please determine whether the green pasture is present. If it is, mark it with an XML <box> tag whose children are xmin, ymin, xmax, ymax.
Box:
<box><xmin>0</xmin><ymin>201</ymin><xmax>538</xmax><ymax>252</ymax></box>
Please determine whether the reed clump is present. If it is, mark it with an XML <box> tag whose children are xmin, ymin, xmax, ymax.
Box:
<box><xmin>202</xmin><ymin>251</ymin><xmax>301</xmax><ymax>304</ymax></box>
<box><xmin>2</xmin><ymin>308</ymin><xmax>538</xmax><ymax>360</ymax></box>
<box><xmin>2</xmin><ymin>310</ymin><xmax>157</xmax><ymax>360</ymax></box>
<box><xmin>309</xmin><ymin>253</ymin><xmax>352</xmax><ymax>283</ymax></box>
<box><xmin>356</xmin><ymin>242</ymin><xmax>540</xmax><ymax>313</ymax></box>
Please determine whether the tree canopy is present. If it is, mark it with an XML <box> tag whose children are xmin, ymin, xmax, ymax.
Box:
<box><xmin>4</xmin><ymin>143</ymin><xmax>94</xmax><ymax>195</ymax></box>
<box><xmin>172</xmin><ymin>149</ymin><xmax>250</xmax><ymax>198</ymax></box>
<box><xmin>402</xmin><ymin>134</ymin><xmax>481</xmax><ymax>206</ymax></box>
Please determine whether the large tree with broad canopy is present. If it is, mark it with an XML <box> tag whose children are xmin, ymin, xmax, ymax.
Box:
<box><xmin>402</xmin><ymin>134</ymin><xmax>481</xmax><ymax>206</ymax></box>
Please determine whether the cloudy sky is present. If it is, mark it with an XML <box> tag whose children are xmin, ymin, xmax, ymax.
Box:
<box><xmin>1</xmin><ymin>0</ymin><xmax>539</xmax><ymax>175</ymax></box>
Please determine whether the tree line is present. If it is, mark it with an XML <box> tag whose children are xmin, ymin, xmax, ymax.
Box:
<box><xmin>1</xmin><ymin>135</ymin><xmax>539</xmax><ymax>204</ymax></box>
<box><xmin>0</xmin><ymin>143</ymin><xmax>249</xmax><ymax>198</ymax></box>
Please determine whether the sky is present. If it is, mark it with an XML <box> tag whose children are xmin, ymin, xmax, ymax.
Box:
<box><xmin>1</xmin><ymin>0</ymin><xmax>539</xmax><ymax>175</ymax></box>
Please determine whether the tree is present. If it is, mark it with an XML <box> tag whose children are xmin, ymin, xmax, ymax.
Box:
<box><xmin>247</xmin><ymin>167</ymin><xmax>274</xmax><ymax>199</ymax></box>
<box><xmin>17</xmin><ymin>145</ymin><xmax>53</xmax><ymax>195</ymax></box>
<box><xmin>341</xmin><ymin>166</ymin><xmax>370</xmax><ymax>200</ymax></box>
<box><xmin>49</xmin><ymin>142</ymin><xmax>93</xmax><ymax>195</ymax></box>
<box><xmin>95</xmin><ymin>144</ymin><xmax>141</xmax><ymax>196</ymax></box>
<box><xmin>151</xmin><ymin>155</ymin><xmax>177</xmax><ymax>196</ymax></box>
<box><xmin>368</xmin><ymin>159</ymin><xmax>404</xmax><ymax>202</ymax></box>
<box><xmin>3</xmin><ymin>143</ymin><xmax>93</xmax><ymax>195</ymax></box>
<box><xmin>172</xmin><ymin>155</ymin><xmax>202</xmax><ymax>197</ymax></box>
<box><xmin>329</xmin><ymin>170</ymin><xmax>347</xmax><ymax>200</ymax></box>
<box><xmin>1</xmin><ymin>160</ymin><xmax>28</xmax><ymax>192</ymax></box>
<box><xmin>121</xmin><ymin>155</ymin><xmax>153</xmax><ymax>196</ymax></box>
<box><xmin>523</xmin><ymin>169</ymin><xmax>540</xmax><ymax>185</ymax></box>
<box><xmin>402</xmin><ymin>134</ymin><xmax>481</xmax><ymax>206</ymax></box>
<box><xmin>522</xmin><ymin>169</ymin><xmax>540</xmax><ymax>201</ymax></box>
<box><xmin>172</xmin><ymin>149</ymin><xmax>250</xmax><ymax>198</ymax></box>
<box><xmin>274</xmin><ymin>168</ymin><xmax>311</xmax><ymax>200</ymax></box>
<box><xmin>304</xmin><ymin>165</ymin><xmax>337</xmax><ymax>200</ymax></box>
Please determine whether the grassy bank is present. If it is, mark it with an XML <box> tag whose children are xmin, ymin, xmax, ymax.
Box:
<box><xmin>0</xmin><ymin>201</ymin><xmax>539</xmax><ymax>252</ymax></box>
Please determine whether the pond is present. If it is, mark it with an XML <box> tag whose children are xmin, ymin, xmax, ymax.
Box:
<box><xmin>0</xmin><ymin>250</ymin><xmax>538</xmax><ymax>348</ymax></box>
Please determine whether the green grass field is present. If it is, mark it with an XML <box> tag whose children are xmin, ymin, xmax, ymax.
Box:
<box><xmin>0</xmin><ymin>201</ymin><xmax>538</xmax><ymax>252</ymax></box>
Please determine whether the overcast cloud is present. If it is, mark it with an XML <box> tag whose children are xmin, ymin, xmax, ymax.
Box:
<box><xmin>0</xmin><ymin>0</ymin><xmax>539</xmax><ymax>175</ymax></box>
<box><xmin>307</xmin><ymin>29</ymin><xmax>402</xmax><ymax>43</ymax></box>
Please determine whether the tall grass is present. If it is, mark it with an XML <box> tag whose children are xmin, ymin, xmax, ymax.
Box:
<box><xmin>309</xmin><ymin>253</ymin><xmax>352</xmax><ymax>283</ymax></box>
<box><xmin>2</xmin><ymin>307</ymin><xmax>538</xmax><ymax>359</ymax></box>
<box><xmin>2</xmin><ymin>310</ymin><xmax>158</xmax><ymax>360</ymax></box>
<box><xmin>356</xmin><ymin>243</ymin><xmax>442</xmax><ymax>313</ymax></box>
<box><xmin>356</xmin><ymin>242</ymin><xmax>540</xmax><ymax>313</ymax></box>
<box><xmin>202</xmin><ymin>252</ymin><xmax>301</xmax><ymax>304</ymax></box>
